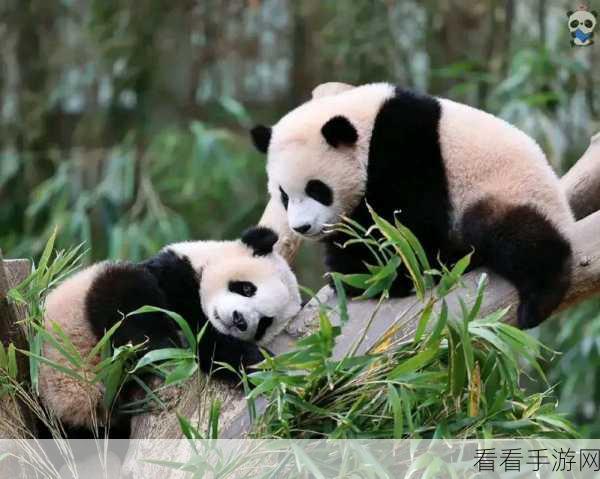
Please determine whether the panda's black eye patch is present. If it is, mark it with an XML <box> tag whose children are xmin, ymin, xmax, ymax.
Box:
<box><xmin>305</xmin><ymin>180</ymin><xmax>333</xmax><ymax>206</ymax></box>
<box><xmin>571</xmin><ymin>19</ymin><xmax>579</xmax><ymax>28</ymax></box>
<box><xmin>279</xmin><ymin>186</ymin><xmax>289</xmax><ymax>210</ymax></box>
<box><xmin>585</xmin><ymin>19</ymin><xmax>593</xmax><ymax>28</ymax></box>
<box><xmin>229</xmin><ymin>281</ymin><xmax>256</xmax><ymax>297</ymax></box>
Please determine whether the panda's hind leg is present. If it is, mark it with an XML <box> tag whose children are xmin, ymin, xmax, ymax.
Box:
<box><xmin>461</xmin><ymin>198</ymin><xmax>572</xmax><ymax>329</ymax></box>
<box><xmin>85</xmin><ymin>263</ymin><xmax>183</xmax><ymax>432</ymax></box>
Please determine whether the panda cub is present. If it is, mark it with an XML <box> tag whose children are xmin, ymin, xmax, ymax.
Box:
<box><xmin>251</xmin><ymin>82</ymin><xmax>574</xmax><ymax>330</ymax></box>
<box><xmin>39</xmin><ymin>226</ymin><xmax>301</xmax><ymax>435</ymax></box>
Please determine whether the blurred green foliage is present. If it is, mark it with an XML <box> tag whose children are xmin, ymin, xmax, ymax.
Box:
<box><xmin>1</xmin><ymin>0</ymin><xmax>599</xmax><ymax>435</ymax></box>
<box><xmin>3</xmin><ymin>121</ymin><xmax>266</xmax><ymax>260</ymax></box>
<box><xmin>539</xmin><ymin>299</ymin><xmax>600</xmax><ymax>437</ymax></box>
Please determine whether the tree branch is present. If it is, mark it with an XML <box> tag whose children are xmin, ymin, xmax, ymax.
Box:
<box><xmin>121</xmin><ymin>132</ymin><xmax>600</xmax><ymax>475</ymax></box>
<box><xmin>562</xmin><ymin>132</ymin><xmax>600</xmax><ymax>221</ymax></box>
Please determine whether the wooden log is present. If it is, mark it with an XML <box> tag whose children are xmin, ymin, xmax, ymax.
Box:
<box><xmin>0</xmin><ymin>253</ymin><xmax>34</xmax><ymax>439</ymax></box>
<box><xmin>0</xmin><ymin>258</ymin><xmax>31</xmax><ymax>354</ymax></box>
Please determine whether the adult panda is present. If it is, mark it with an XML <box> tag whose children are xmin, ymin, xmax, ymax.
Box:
<box><xmin>39</xmin><ymin>226</ymin><xmax>301</xmax><ymax>437</ymax></box>
<box><xmin>250</xmin><ymin>82</ymin><xmax>574</xmax><ymax>330</ymax></box>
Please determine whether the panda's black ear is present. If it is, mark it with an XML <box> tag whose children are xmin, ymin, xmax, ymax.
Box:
<box><xmin>593</xmin><ymin>10</ymin><xmax>598</xmax><ymax>18</ymax></box>
<box><xmin>567</xmin><ymin>10</ymin><xmax>573</xmax><ymax>17</ymax></box>
<box><xmin>241</xmin><ymin>226</ymin><xmax>278</xmax><ymax>256</ymax></box>
<box><xmin>250</xmin><ymin>125</ymin><xmax>272</xmax><ymax>154</ymax></box>
<box><xmin>321</xmin><ymin>116</ymin><xmax>358</xmax><ymax>148</ymax></box>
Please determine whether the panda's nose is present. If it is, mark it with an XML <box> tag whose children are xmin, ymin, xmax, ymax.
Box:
<box><xmin>293</xmin><ymin>224</ymin><xmax>311</xmax><ymax>234</ymax></box>
<box><xmin>232</xmin><ymin>311</ymin><xmax>247</xmax><ymax>331</ymax></box>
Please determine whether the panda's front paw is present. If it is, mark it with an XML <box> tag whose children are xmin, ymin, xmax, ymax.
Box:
<box><xmin>239</xmin><ymin>342</ymin><xmax>271</xmax><ymax>369</ymax></box>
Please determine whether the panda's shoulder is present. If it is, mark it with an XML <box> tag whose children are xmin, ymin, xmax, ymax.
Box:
<box><xmin>382</xmin><ymin>87</ymin><xmax>441</xmax><ymax>117</ymax></box>
<box><xmin>142</xmin><ymin>247</ymin><xmax>200</xmax><ymax>294</ymax></box>
<box><xmin>44</xmin><ymin>261</ymin><xmax>110</xmax><ymax>306</ymax></box>
<box><xmin>143</xmin><ymin>247</ymin><xmax>190</xmax><ymax>273</ymax></box>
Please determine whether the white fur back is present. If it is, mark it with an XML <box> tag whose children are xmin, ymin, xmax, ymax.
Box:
<box><xmin>39</xmin><ymin>263</ymin><xmax>107</xmax><ymax>428</ymax></box>
<box><xmin>438</xmin><ymin>98</ymin><xmax>574</xmax><ymax>235</ymax></box>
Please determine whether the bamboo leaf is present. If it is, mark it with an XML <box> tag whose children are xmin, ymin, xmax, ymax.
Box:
<box><xmin>437</xmin><ymin>253</ymin><xmax>472</xmax><ymax>297</ymax></box>
<box><xmin>393</xmin><ymin>217</ymin><xmax>432</xmax><ymax>272</ymax></box>
<box><xmin>208</xmin><ymin>399</ymin><xmax>221</xmax><ymax>439</ymax></box>
<box><xmin>164</xmin><ymin>358</ymin><xmax>198</xmax><ymax>385</ymax></box>
<box><xmin>367</xmin><ymin>204</ymin><xmax>425</xmax><ymax>298</ymax></box>
<box><xmin>177</xmin><ymin>412</ymin><xmax>204</xmax><ymax>440</ymax></box>
<box><xmin>30</xmin><ymin>323</ymin><xmax>82</xmax><ymax>369</ymax></box>
<box><xmin>331</xmin><ymin>273</ymin><xmax>349</xmax><ymax>324</ymax></box>
<box><xmin>389</xmin><ymin>346</ymin><xmax>438</xmax><ymax>379</ymax></box>
<box><xmin>0</xmin><ymin>343</ymin><xmax>6</xmax><ymax>370</ymax></box>
<box><xmin>102</xmin><ymin>361</ymin><xmax>124</xmax><ymax>408</ymax></box>
<box><xmin>413</xmin><ymin>299</ymin><xmax>435</xmax><ymax>344</ymax></box>
<box><xmin>387</xmin><ymin>384</ymin><xmax>403</xmax><ymax>438</ymax></box>
<box><xmin>18</xmin><ymin>349</ymin><xmax>88</xmax><ymax>383</ymax></box>
<box><xmin>129</xmin><ymin>306</ymin><xmax>196</xmax><ymax>354</ymax></box>
<box><xmin>7</xmin><ymin>344</ymin><xmax>17</xmax><ymax>380</ymax></box>
<box><xmin>426</xmin><ymin>301</ymin><xmax>448</xmax><ymax>348</ymax></box>
<box><xmin>467</xmin><ymin>273</ymin><xmax>488</xmax><ymax>323</ymax></box>
<box><xmin>290</xmin><ymin>443</ymin><xmax>326</xmax><ymax>479</ymax></box>
<box><xmin>131</xmin><ymin>348</ymin><xmax>194</xmax><ymax>373</ymax></box>
<box><xmin>85</xmin><ymin>319</ymin><xmax>124</xmax><ymax>363</ymax></box>
<box><xmin>337</xmin><ymin>273</ymin><xmax>371</xmax><ymax>290</ymax></box>
<box><xmin>37</xmin><ymin>227</ymin><xmax>58</xmax><ymax>274</ymax></box>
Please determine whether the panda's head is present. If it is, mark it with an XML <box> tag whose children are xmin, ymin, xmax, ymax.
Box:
<box><xmin>251</xmin><ymin>82</ymin><xmax>392</xmax><ymax>240</ymax></box>
<box><xmin>200</xmin><ymin>227</ymin><xmax>301</xmax><ymax>345</ymax></box>
<box><xmin>568</xmin><ymin>8</ymin><xmax>597</xmax><ymax>34</ymax></box>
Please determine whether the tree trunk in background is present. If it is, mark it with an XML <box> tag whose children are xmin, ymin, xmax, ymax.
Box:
<box><xmin>289</xmin><ymin>0</ymin><xmax>320</xmax><ymax>107</ymax></box>
<box><xmin>15</xmin><ymin>0</ymin><xmax>55</xmax><ymax>183</ymax></box>
<box><xmin>500</xmin><ymin>0</ymin><xmax>514</xmax><ymax>76</ymax></box>
<box><xmin>427</xmin><ymin>0</ymin><xmax>491</xmax><ymax>105</ymax></box>
<box><xmin>538</xmin><ymin>0</ymin><xmax>547</xmax><ymax>46</ymax></box>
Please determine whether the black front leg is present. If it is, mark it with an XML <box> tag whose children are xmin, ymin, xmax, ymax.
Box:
<box><xmin>198</xmin><ymin>323</ymin><xmax>267</xmax><ymax>383</ymax></box>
